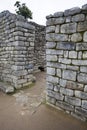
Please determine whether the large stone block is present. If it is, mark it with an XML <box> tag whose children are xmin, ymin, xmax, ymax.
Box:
<box><xmin>83</xmin><ymin>51</ymin><xmax>87</xmax><ymax>59</ymax></box>
<box><xmin>56</xmin><ymin>101</ymin><xmax>74</xmax><ymax>111</ymax></box>
<box><xmin>83</xmin><ymin>31</ymin><xmax>87</xmax><ymax>42</ymax></box>
<box><xmin>77</xmin><ymin>73</ymin><xmax>87</xmax><ymax>84</ymax></box>
<box><xmin>56</xmin><ymin>42</ymin><xmax>75</xmax><ymax>50</ymax></box>
<box><xmin>64</xmin><ymin>7</ymin><xmax>81</xmax><ymax>16</ymax></box>
<box><xmin>75</xmin><ymin>91</ymin><xmax>87</xmax><ymax>99</ymax></box>
<box><xmin>46</xmin><ymin>82</ymin><xmax>54</xmax><ymax>90</ymax></box>
<box><xmin>60</xmin><ymin>88</ymin><xmax>74</xmax><ymax>96</ymax></box>
<box><xmin>46</xmin><ymin>96</ymin><xmax>56</xmax><ymax>105</ymax></box>
<box><xmin>76</xmin><ymin>43</ymin><xmax>87</xmax><ymax>51</ymax></box>
<box><xmin>59</xmin><ymin>57</ymin><xmax>71</xmax><ymax>64</ymax></box>
<box><xmin>71</xmin><ymin>33</ymin><xmax>82</xmax><ymax>42</ymax></box>
<box><xmin>72</xmin><ymin>60</ymin><xmax>87</xmax><ymax>65</ymax></box>
<box><xmin>63</xmin><ymin>70</ymin><xmax>76</xmax><ymax>81</ymax></box>
<box><xmin>60</xmin><ymin>79</ymin><xmax>67</xmax><ymax>87</ymax></box>
<box><xmin>46</xmin><ymin>55</ymin><xmax>57</xmax><ymax>61</ymax></box>
<box><xmin>47</xmin><ymin>62</ymin><xmax>66</xmax><ymax>69</ymax></box>
<box><xmin>61</xmin><ymin>23</ymin><xmax>77</xmax><ymax>34</ymax></box>
<box><xmin>82</xmin><ymin>100</ymin><xmax>87</xmax><ymax>109</ymax></box>
<box><xmin>46</xmin><ymin>26</ymin><xmax>55</xmax><ymax>33</ymax></box>
<box><xmin>72</xmin><ymin>14</ymin><xmax>85</xmax><ymax>22</ymax></box>
<box><xmin>54</xmin><ymin>92</ymin><xmax>64</xmax><ymax>101</ymax></box>
<box><xmin>46</xmin><ymin>42</ymin><xmax>56</xmax><ymax>49</ymax></box>
<box><xmin>66</xmin><ymin>65</ymin><xmax>79</xmax><ymax>71</ymax></box>
<box><xmin>69</xmin><ymin>51</ymin><xmax>77</xmax><ymax>59</ymax></box>
<box><xmin>46</xmin><ymin>49</ymin><xmax>63</xmax><ymax>55</ymax></box>
<box><xmin>80</xmin><ymin>66</ymin><xmax>87</xmax><ymax>73</ymax></box>
<box><xmin>57</xmin><ymin>69</ymin><xmax>61</xmax><ymax>77</ymax></box>
<box><xmin>47</xmin><ymin>75</ymin><xmax>59</xmax><ymax>83</ymax></box>
<box><xmin>77</xmin><ymin>21</ymin><xmax>87</xmax><ymax>32</ymax></box>
<box><xmin>75</xmin><ymin>107</ymin><xmax>87</xmax><ymax>118</ymax></box>
<box><xmin>65</xmin><ymin>96</ymin><xmax>81</xmax><ymax>106</ymax></box>
<box><xmin>47</xmin><ymin>67</ymin><xmax>55</xmax><ymax>75</ymax></box>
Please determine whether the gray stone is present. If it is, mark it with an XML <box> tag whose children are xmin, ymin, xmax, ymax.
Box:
<box><xmin>47</xmin><ymin>75</ymin><xmax>59</xmax><ymax>83</ymax></box>
<box><xmin>66</xmin><ymin>65</ymin><xmax>79</xmax><ymax>71</ymax></box>
<box><xmin>66</xmin><ymin>16</ymin><xmax>71</xmax><ymax>23</ymax></box>
<box><xmin>47</xmin><ymin>67</ymin><xmax>55</xmax><ymax>75</ymax></box>
<box><xmin>72</xmin><ymin>14</ymin><xmax>85</xmax><ymax>22</ymax></box>
<box><xmin>46</xmin><ymin>33</ymin><xmax>68</xmax><ymax>42</ymax></box>
<box><xmin>56</xmin><ymin>101</ymin><xmax>74</xmax><ymax>111</ymax></box>
<box><xmin>75</xmin><ymin>107</ymin><xmax>87</xmax><ymax>118</ymax></box>
<box><xmin>60</xmin><ymin>79</ymin><xmax>66</xmax><ymax>87</ymax></box>
<box><xmin>64</xmin><ymin>7</ymin><xmax>81</xmax><ymax>16</ymax></box>
<box><xmin>65</xmin><ymin>96</ymin><xmax>81</xmax><ymax>106</ymax></box>
<box><xmin>55</xmin><ymin>25</ymin><xmax>60</xmax><ymax>33</ymax></box>
<box><xmin>0</xmin><ymin>82</ymin><xmax>14</xmax><ymax>93</ymax></box>
<box><xmin>80</xmin><ymin>66</ymin><xmax>87</xmax><ymax>73</ymax></box>
<box><xmin>75</xmin><ymin>91</ymin><xmax>87</xmax><ymax>99</ymax></box>
<box><xmin>46</xmin><ymin>42</ymin><xmax>56</xmax><ymax>49</ymax></box>
<box><xmin>63</xmin><ymin>70</ymin><xmax>76</xmax><ymax>81</ymax></box>
<box><xmin>57</xmin><ymin>69</ymin><xmax>61</xmax><ymax>78</ymax></box>
<box><xmin>46</xmin><ymin>49</ymin><xmax>63</xmax><ymax>55</ymax></box>
<box><xmin>53</xmin><ymin>12</ymin><xmax>64</xmax><ymax>17</ymax></box>
<box><xmin>46</xmin><ymin>96</ymin><xmax>56</xmax><ymax>105</ymax></box>
<box><xmin>72</xmin><ymin>60</ymin><xmax>87</xmax><ymax>66</ymax></box>
<box><xmin>82</xmin><ymin>100</ymin><xmax>87</xmax><ymax>109</ymax></box>
<box><xmin>66</xmin><ymin>81</ymin><xmax>84</xmax><ymax>90</ymax></box>
<box><xmin>77</xmin><ymin>21</ymin><xmax>87</xmax><ymax>32</ymax></box>
<box><xmin>83</xmin><ymin>51</ymin><xmax>87</xmax><ymax>59</ymax></box>
<box><xmin>82</xmin><ymin>4</ymin><xmax>87</xmax><ymax>10</ymax></box>
<box><xmin>69</xmin><ymin>51</ymin><xmax>77</xmax><ymax>58</ymax></box>
<box><xmin>84</xmin><ymin>85</ymin><xmax>87</xmax><ymax>92</ymax></box>
<box><xmin>76</xmin><ymin>42</ymin><xmax>87</xmax><ymax>51</ymax></box>
<box><xmin>61</xmin><ymin>23</ymin><xmax>77</xmax><ymax>34</ymax></box>
<box><xmin>46</xmin><ymin>55</ymin><xmax>57</xmax><ymax>61</ymax></box>
<box><xmin>46</xmin><ymin>26</ymin><xmax>55</xmax><ymax>33</ymax></box>
<box><xmin>71</xmin><ymin>33</ymin><xmax>82</xmax><ymax>42</ymax></box>
<box><xmin>47</xmin><ymin>62</ymin><xmax>66</xmax><ymax>69</ymax></box>
<box><xmin>54</xmin><ymin>85</ymin><xmax>60</xmax><ymax>92</ymax></box>
<box><xmin>78</xmin><ymin>52</ymin><xmax>82</xmax><ymax>59</ymax></box>
<box><xmin>59</xmin><ymin>57</ymin><xmax>71</xmax><ymax>64</ymax></box>
<box><xmin>56</xmin><ymin>42</ymin><xmax>75</xmax><ymax>50</ymax></box>
<box><xmin>60</xmin><ymin>88</ymin><xmax>74</xmax><ymax>96</ymax></box>
<box><xmin>64</xmin><ymin>51</ymin><xmax>68</xmax><ymax>58</ymax></box>
<box><xmin>71</xmin><ymin>112</ymin><xmax>87</xmax><ymax>121</ymax></box>
<box><xmin>83</xmin><ymin>31</ymin><xmax>87</xmax><ymax>42</ymax></box>
<box><xmin>46</xmin><ymin>82</ymin><xmax>54</xmax><ymax>90</ymax></box>
<box><xmin>77</xmin><ymin>73</ymin><xmax>87</xmax><ymax>84</ymax></box>
<box><xmin>54</xmin><ymin>92</ymin><xmax>64</xmax><ymax>101</ymax></box>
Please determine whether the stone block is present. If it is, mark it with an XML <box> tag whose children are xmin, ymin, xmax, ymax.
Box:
<box><xmin>80</xmin><ymin>66</ymin><xmax>87</xmax><ymax>73</ymax></box>
<box><xmin>77</xmin><ymin>73</ymin><xmax>87</xmax><ymax>84</ymax></box>
<box><xmin>46</xmin><ymin>33</ymin><xmax>68</xmax><ymax>42</ymax></box>
<box><xmin>83</xmin><ymin>31</ymin><xmax>87</xmax><ymax>42</ymax></box>
<box><xmin>72</xmin><ymin>60</ymin><xmax>87</xmax><ymax>65</ymax></box>
<box><xmin>66</xmin><ymin>81</ymin><xmax>84</xmax><ymax>90</ymax></box>
<box><xmin>78</xmin><ymin>52</ymin><xmax>82</xmax><ymax>59</ymax></box>
<box><xmin>47</xmin><ymin>75</ymin><xmax>59</xmax><ymax>84</ymax></box>
<box><xmin>64</xmin><ymin>7</ymin><xmax>81</xmax><ymax>16</ymax></box>
<box><xmin>56</xmin><ymin>42</ymin><xmax>75</xmax><ymax>50</ymax></box>
<box><xmin>82</xmin><ymin>4</ymin><xmax>87</xmax><ymax>10</ymax></box>
<box><xmin>65</xmin><ymin>96</ymin><xmax>81</xmax><ymax>106</ymax></box>
<box><xmin>62</xmin><ymin>70</ymin><xmax>76</xmax><ymax>81</ymax></box>
<box><xmin>72</xmin><ymin>14</ymin><xmax>85</xmax><ymax>22</ymax></box>
<box><xmin>47</xmin><ymin>67</ymin><xmax>55</xmax><ymax>75</ymax></box>
<box><xmin>55</xmin><ymin>25</ymin><xmax>60</xmax><ymax>33</ymax></box>
<box><xmin>61</xmin><ymin>23</ymin><xmax>77</xmax><ymax>34</ymax></box>
<box><xmin>84</xmin><ymin>85</ymin><xmax>87</xmax><ymax>92</ymax></box>
<box><xmin>60</xmin><ymin>79</ymin><xmax>66</xmax><ymax>87</ymax></box>
<box><xmin>66</xmin><ymin>16</ymin><xmax>71</xmax><ymax>23</ymax></box>
<box><xmin>83</xmin><ymin>51</ymin><xmax>87</xmax><ymax>59</ymax></box>
<box><xmin>75</xmin><ymin>107</ymin><xmax>87</xmax><ymax>118</ymax></box>
<box><xmin>46</xmin><ymin>82</ymin><xmax>54</xmax><ymax>90</ymax></box>
<box><xmin>60</xmin><ymin>88</ymin><xmax>74</xmax><ymax>96</ymax></box>
<box><xmin>71</xmin><ymin>33</ymin><xmax>82</xmax><ymax>42</ymax></box>
<box><xmin>66</xmin><ymin>65</ymin><xmax>79</xmax><ymax>71</ymax></box>
<box><xmin>54</xmin><ymin>92</ymin><xmax>64</xmax><ymax>101</ymax></box>
<box><xmin>75</xmin><ymin>91</ymin><xmax>87</xmax><ymax>99</ymax></box>
<box><xmin>46</xmin><ymin>96</ymin><xmax>56</xmax><ymax>105</ymax></box>
<box><xmin>47</xmin><ymin>62</ymin><xmax>66</xmax><ymax>69</ymax></box>
<box><xmin>53</xmin><ymin>12</ymin><xmax>64</xmax><ymax>17</ymax></box>
<box><xmin>54</xmin><ymin>85</ymin><xmax>60</xmax><ymax>92</ymax></box>
<box><xmin>76</xmin><ymin>42</ymin><xmax>87</xmax><ymax>51</ymax></box>
<box><xmin>46</xmin><ymin>55</ymin><xmax>57</xmax><ymax>61</ymax></box>
<box><xmin>46</xmin><ymin>49</ymin><xmax>63</xmax><ymax>55</ymax></box>
<box><xmin>69</xmin><ymin>51</ymin><xmax>77</xmax><ymax>59</ymax></box>
<box><xmin>46</xmin><ymin>42</ymin><xmax>56</xmax><ymax>49</ymax></box>
<box><xmin>82</xmin><ymin>100</ymin><xmax>87</xmax><ymax>109</ymax></box>
<box><xmin>64</xmin><ymin>51</ymin><xmax>68</xmax><ymax>58</ymax></box>
<box><xmin>77</xmin><ymin>21</ymin><xmax>87</xmax><ymax>32</ymax></box>
<box><xmin>59</xmin><ymin>58</ymin><xmax>71</xmax><ymax>64</ymax></box>
<box><xmin>57</xmin><ymin>69</ymin><xmax>61</xmax><ymax>77</ymax></box>
<box><xmin>46</xmin><ymin>26</ymin><xmax>55</xmax><ymax>33</ymax></box>
<box><xmin>56</xmin><ymin>101</ymin><xmax>74</xmax><ymax>111</ymax></box>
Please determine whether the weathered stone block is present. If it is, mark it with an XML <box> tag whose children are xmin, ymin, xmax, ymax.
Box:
<box><xmin>76</xmin><ymin>43</ymin><xmax>87</xmax><ymax>51</ymax></box>
<box><xmin>71</xmin><ymin>33</ymin><xmax>82</xmax><ymax>42</ymax></box>
<box><xmin>60</xmin><ymin>79</ymin><xmax>66</xmax><ymax>87</ymax></box>
<box><xmin>60</xmin><ymin>88</ymin><xmax>74</xmax><ymax>96</ymax></box>
<box><xmin>46</xmin><ymin>49</ymin><xmax>63</xmax><ymax>55</ymax></box>
<box><xmin>54</xmin><ymin>92</ymin><xmax>64</xmax><ymax>101</ymax></box>
<box><xmin>75</xmin><ymin>107</ymin><xmax>87</xmax><ymax>118</ymax></box>
<box><xmin>46</xmin><ymin>55</ymin><xmax>57</xmax><ymax>61</ymax></box>
<box><xmin>80</xmin><ymin>66</ymin><xmax>87</xmax><ymax>73</ymax></box>
<box><xmin>66</xmin><ymin>81</ymin><xmax>84</xmax><ymax>90</ymax></box>
<box><xmin>47</xmin><ymin>75</ymin><xmax>59</xmax><ymax>83</ymax></box>
<box><xmin>77</xmin><ymin>73</ymin><xmax>87</xmax><ymax>84</ymax></box>
<box><xmin>56</xmin><ymin>101</ymin><xmax>74</xmax><ymax>111</ymax></box>
<box><xmin>66</xmin><ymin>65</ymin><xmax>79</xmax><ymax>71</ymax></box>
<box><xmin>61</xmin><ymin>23</ymin><xmax>77</xmax><ymax>34</ymax></box>
<box><xmin>57</xmin><ymin>69</ymin><xmax>61</xmax><ymax>77</ymax></box>
<box><xmin>47</xmin><ymin>62</ymin><xmax>66</xmax><ymax>69</ymax></box>
<box><xmin>46</xmin><ymin>26</ymin><xmax>55</xmax><ymax>33</ymax></box>
<box><xmin>77</xmin><ymin>21</ymin><xmax>87</xmax><ymax>32</ymax></box>
<box><xmin>54</xmin><ymin>85</ymin><xmax>60</xmax><ymax>92</ymax></box>
<box><xmin>55</xmin><ymin>25</ymin><xmax>60</xmax><ymax>33</ymax></box>
<box><xmin>83</xmin><ymin>51</ymin><xmax>87</xmax><ymax>59</ymax></box>
<box><xmin>83</xmin><ymin>31</ymin><xmax>87</xmax><ymax>42</ymax></box>
<box><xmin>56</xmin><ymin>42</ymin><xmax>75</xmax><ymax>50</ymax></box>
<box><xmin>47</xmin><ymin>67</ymin><xmax>55</xmax><ymax>75</ymax></box>
<box><xmin>82</xmin><ymin>4</ymin><xmax>87</xmax><ymax>10</ymax></box>
<box><xmin>82</xmin><ymin>100</ymin><xmax>87</xmax><ymax>109</ymax></box>
<box><xmin>84</xmin><ymin>85</ymin><xmax>87</xmax><ymax>92</ymax></box>
<box><xmin>46</xmin><ymin>33</ymin><xmax>68</xmax><ymax>42</ymax></box>
<box><xmin>66</xmin><ymin>16</ymin><xmax>71</xmax><ymax>23</ymax></box>
<box><xmin>65</xmin><ymin>96</ymin><xmax>81</xmax><ymax>106</ymax></box>
<box><xmin>69</xmin><ymin>51</ymin><xmax>77</xmax><ymax>59</ymax></box>
<box><xmin>46</xmin><ymin>82</ymin><xmax>54</xmax><ymax>90</ymax></box>
<box><xmin>46</xmin><ymin>42</ymin><xmax>56</xmax><ymax>49</ymax></box>
<box><xmin>72</xmin><ymin>14</ymin><xmax>85</xmax><ymax>22</ymax></box>
<box><xmin>75</xmin><ymin>91</ymin><xmax>87</xmax><ymax>99</ymax></box>
<box><xmin>63</xmin><ymin>70</ymin><xmax>76</xmax><ymax>81</ymax></box>
<box><xmin>64</xmin><ymin>51</ymin><xmax>68</xmax><ymax>58</ymax></box>
<box><xmin>53</xmin><ymin>12</ymin><xmax>64</xmax><ymax>17</ymax></box>
<box><xmin>64</xmin><ymin>7</ymin><xmax>81</xmax><ymax>16</ymax></box>
<box><xmin>59</xmin><ymin>57</ymin><xmax>71</xmax><ymax>64</ymax></box>
<box><xmin>46</xmin><ymin>96</ymin><xmax>56</xmax><ymax>105</ymax></box>
<box><xmin>72</xmin><ymin>60</ymin><xmax>87</xmax><ymax>65</ymax></box>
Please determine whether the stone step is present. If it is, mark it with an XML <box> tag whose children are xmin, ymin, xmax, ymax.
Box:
<box><xmin>0</xmin><ymin>82</ymin><xmax>14</xmax><ymax>94</ymax></box>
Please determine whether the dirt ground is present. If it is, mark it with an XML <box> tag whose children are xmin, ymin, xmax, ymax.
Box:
<box><xmin>0</xmin><ymin>72</ymin><xmax>87</xmax><ymax>130</ymax></box>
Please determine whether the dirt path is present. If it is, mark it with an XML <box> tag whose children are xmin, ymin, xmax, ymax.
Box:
<box><xmin>0</xmin><ymin>72</ymin><xmax>87</xmax><ymax>130</ymax></box>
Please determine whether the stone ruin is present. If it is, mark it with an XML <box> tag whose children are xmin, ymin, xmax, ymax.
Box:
<box><xmin>46</xmin><ymin>3</ymin><xmax>87</xmax><ymax>121</ymax></box>
<box><xmin>0</xmin><ymin>10</ymin><xmax>46</xmax><ymax>93</ymax></box>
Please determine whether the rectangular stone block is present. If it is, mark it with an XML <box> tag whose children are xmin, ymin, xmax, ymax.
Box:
<box><xmin>57</xmin><ymin>69</ymin><xmax>61</xmax><ymax>77</ymax></box>
<box><xmin>46</xmin><ymin>42</ymin><xmax>56</xmax><ymax>49</ymax></box>
<box><xmin>62</xmin><ymin>70</ymin><xmax>76</xmax><ymax>81</ymax></box>
<box><xmin>60</xmin><ymin>87</ymin><xmax>74</xmax><ymax>96</ymax></box>
<box><xmin>72</xmin><ymin>14</ymin><xmax>85</xmax><ymax>22</ymax></box>
<box><xmin>47</xmin><ymin>67</ymin><xmax>55</xmax><ymax>75</ymax></box>
<box><xmin>46</xmin><ymin>49</ymin><xmax>63</xmax><ymax>55</ymax></box>
<box><xmin>72</xmin><ymin>60</ymin><xmax>87</xmax><ymax>66</ymax></box>
<box><xmin>46</xmin><ymin>96</ymin><xmax>56</xmax><ymax>105</ymax></box>
<box><xmin>46</xmin><ymin>26</ymin><xmax>55</xmax><ymax>33</ymax></box>
<box><xmin>75</xmin><ymin>107</ymin><xmax>87</xmax><ymax>118</ymax></box>
<box><xmin>46</xmin><ymin>55</ymin><xmax>57</xmax><ymax>62</ymax></box>
<box><xmin>80</xmin><ymin>66</ymin><xmax>87</xmax><ymax>73</ymax></box>
<box><xmin>69</xmin><ymin>51</ymin><xmax>77</xmax><ymax>59</ymax></box>
<box><xmin>65</xmin><ymin>96</ymin><xmax>81</xmax><ymax>106</ymax></box>
<box><xmin>82</xmin><ymin>100</ymin><xmax>87</xmax><ymax>109</ymax></box>
<box><xmin>56</xmin><ymin>42</ymin><xmax>75</xmax><ymax>50</ymax></box>
<box><xmin>61</xmin><ymin>23</ymin><xmax>77</xmax><ymax>34</ymax></box>
<box><xmin>77</xmin><ymin>73</ymin><xmax>87</xmax><ymax>84</ymax></box>
<box><xmin>56</xmin><ymin>101</ymin><xmax>74</xmax><ymax>111</ymax></box>
<box><xmin>66</xmin><ymin>65</ymin><xmax>79</xmax><ymax>71</ymax></box>
<box><xmin>46</xmin><ymin>82</ymin><xmax>54</xmax><ymax>90</ymax></box>
<box><xmin>47</xmin><ymin>62</ymin><xmax>66</xmax><ymax>69</ymax></box>
<box><xmin>47</xmin><ymin>75</ymin><xmax>59</xmax><ymax>84</ymax></box>
<box><xmin>75</xmin><ymin>91</ymin><xmax>87</xmax><ymax>99</ymax></box>
<box><xmin>59</xmin><ymin>57</ymin><xmax>71</xmax><ymax>64</ymax></box>
<box><xmin>76</xmin><ymin>42</ymin><xmax>87</xmax><ymax>51</ymax></box>
<box><xmin>77</xmin><ymin>21</ymin><xmax>87</xmax><ymax>32</ymax></box>
<box><xmin>60</xmin><ymin>79</ymin><xmax>66</xmax><ymax>87</ymax></box>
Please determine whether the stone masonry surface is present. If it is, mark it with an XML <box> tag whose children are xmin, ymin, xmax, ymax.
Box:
<box><xmin>46</xmin><ymin>3</ymin><xmax>87</xmax><ymax>121</ymax></box>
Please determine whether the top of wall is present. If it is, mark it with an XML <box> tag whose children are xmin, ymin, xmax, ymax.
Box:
<box><xmin>46</xmin><ymin>3</ymin><xmax>87</xmax><ymax>19</ymax></box>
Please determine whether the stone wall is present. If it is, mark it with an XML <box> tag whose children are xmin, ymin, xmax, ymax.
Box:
<box><xmin>46</xmin><ymin>4</ymin><xmax>87</xmax><ymax>121</ymax></box>
<box><xmin>29</xmin><ymin>22</ymin><xmax>46</xmax><ymax>72</ymax></box>
<box><xmin>0</xmin><ymin>11</ymin><xmax>35</xmax><ymax>90</ymax></box>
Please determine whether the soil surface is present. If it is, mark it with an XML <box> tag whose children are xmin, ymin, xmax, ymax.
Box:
<box><xmin>0</xmin><ymin>72</ymin><xmax>87</xmax><ymax>130</ymax></box>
